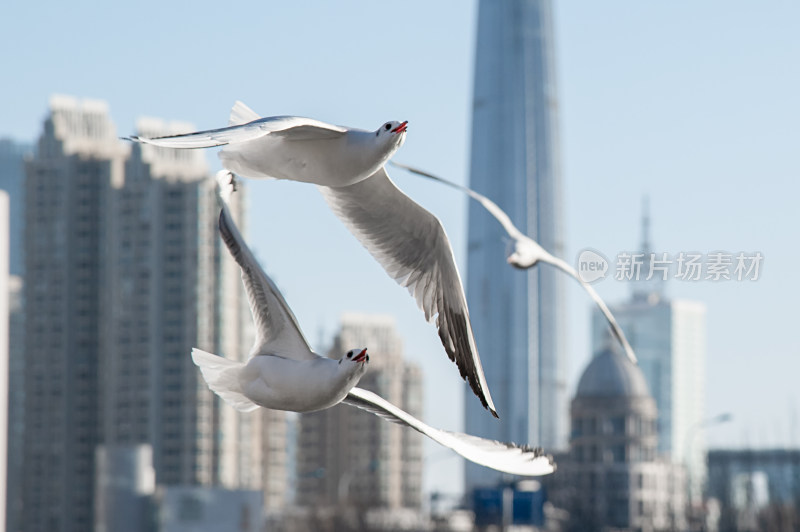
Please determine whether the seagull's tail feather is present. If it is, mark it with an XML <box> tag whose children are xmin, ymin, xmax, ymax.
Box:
<box><xmin>191</xmin><ymin>348</ymin><xmax>259</xmax><ymax>412</ymax></box>
<box><xmin>228</xmin><ymin>101</ymin><xmax>261</xmax><ymax>126</ymax></box>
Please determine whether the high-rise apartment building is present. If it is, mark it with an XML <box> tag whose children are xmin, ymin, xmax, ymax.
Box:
<box><xmin>465</xmin><ymin>0</ymin><xmax>566</xmax><ymax>492</ymax></box>
<box><xmin>591</xmin><ymin>209</ymin><xmax>706</xmax><ymax>503</ymax></box>
<box><xmin>296</xmin><ymin>314</ymin><xmax>424</xmax><ymax>511</ymax></box>
<box><xmin>22</xmin><ymin>96</ymin><xmax>287</xmax><ymax>532</ymax></box>
<box><xmin>23</xmin><ymin>97</ymin><xmax>127</xmax><ymax>531</ymax></box>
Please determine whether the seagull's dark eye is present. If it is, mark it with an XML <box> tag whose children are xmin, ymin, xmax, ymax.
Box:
<box><xmin>385</xmin><ymin>123</ymin><xmax>391</xmax><ymax>131</ymax></box>
<box><xmin>347</xmin><ymin>351</ymin><xmax>353</xmax><ymax>358</ymax></box>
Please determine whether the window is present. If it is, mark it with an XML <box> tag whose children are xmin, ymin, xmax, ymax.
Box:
<box><xmin>611</xmin><ymin>445</ymin><xmax>626</xmax><ymax>463</ymax></box>
<box><xmin>610</xmin><ymin>416</ymin><xmax>626</xmax><ymax>435</ymax></box>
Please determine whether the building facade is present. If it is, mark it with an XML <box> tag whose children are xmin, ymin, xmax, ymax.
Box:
<box><xmin>464</xmin><ymin>0</ymin><xmax>566</xmax><ymax>492</ymax></box>
<box><xmin>707</xmin><ymin>449</ymin><xmax>800</xmax><ymax>531</ymax></box>
<box><xmin>23</xmin><ymin>97</ymin><xmax>127</xmax><ymax>531</ymax></box>
<box><xmin>551</xmin><ymin>346</ymin><xmax>686</xmax><ymax>531</ymax></box>
<box><xmin>153</xmin><ymin>486</ymin><xmax>264</xmax><ymax>532</ymax></box>
<box><xmin>21</xmin><ymin>96</ymin><xmax>286</xmax><ymax>532</ymax></box>
<box><xmin>296</xmin><ymin>314</ymin><xmax>424</xmax><ymax>512</ymax></box>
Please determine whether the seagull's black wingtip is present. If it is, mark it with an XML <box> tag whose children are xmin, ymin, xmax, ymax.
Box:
<box><xmin>120</xmin><ymin>135</ymin><xmax>140</xmax><ymax>143</ymax></box>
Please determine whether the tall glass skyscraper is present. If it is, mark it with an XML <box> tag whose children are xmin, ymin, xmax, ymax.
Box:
<box><xmin>464</xmin><ymin>0</ymin><xmax>566</xmax><ymax>492</ymax></box>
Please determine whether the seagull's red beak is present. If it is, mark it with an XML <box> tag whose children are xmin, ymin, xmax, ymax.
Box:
<box><xmin>352</xmin><ymin>348</ymin><xmax>368</xmax><ymax>363</ymax></box>
<box><xmin>391</xmin><ymin>121</ymin><xmax>408</xmax><ymax>134</ymax></box>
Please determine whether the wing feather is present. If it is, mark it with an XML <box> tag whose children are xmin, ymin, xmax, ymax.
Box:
<box><xmin>542</xmin><ymin>255</ymin><xmax>637</xmax><ymax>363</ymax></box>
<box><xmin>127</xmin><ymin>115</ymin><xmax>347</xmax><ymax>149</ymax></box>
<box><xmin>390</xmin><ymin>161</ymin><xmax>526</xmax><ymax>240</ymax></box>
<box><xmin>343</xmin><ymin>388</ymin><xmax>555</xmax><ymax>476</ymax></box>
<box><xmin>216</xmin><ymin>172</ymin><xmax>315</xmax><ymax>359</ymax></box>
<box><xmin>319</xmin><ymin>168</ymin><xmax>498</xmax><ymax>417</ymax></box>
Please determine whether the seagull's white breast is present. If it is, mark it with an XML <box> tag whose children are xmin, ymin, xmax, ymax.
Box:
<box><xmin>240</xmin><ymin>355</ymin><xmax>358</xmax><ymax>412</ymax></box>
<box><xmin>220</xmin><ymin>130</ymin><xmax>394</xmax><ymax>187</ymax></box>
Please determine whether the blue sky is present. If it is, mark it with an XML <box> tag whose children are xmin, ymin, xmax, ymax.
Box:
<box><xmin>2</xmin><ymin>1</ymin><xmax>799</xmax><ymax>496</ymax></box>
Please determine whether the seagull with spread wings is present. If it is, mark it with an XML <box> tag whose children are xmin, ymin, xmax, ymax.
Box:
<box><xmin>391</xmin><ymin>161</ymin><xmax>637</xmax><ymax>364</ymax></box>
<box><xmin>127</xmin><ymin>102</ymin><xmax>498</xmax><ymax>417</ymax></box>
<box><xmin>190</xmin><ymin>172</ymin><xmax>555</xmax><ymax>476</ymax></box>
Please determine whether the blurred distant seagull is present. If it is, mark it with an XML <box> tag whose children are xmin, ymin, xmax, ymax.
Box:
<box><xmin>191</xmin><ymin>171</ymin><xmax>556</xmax><ymax>476</ymax></box>
<box><xmin>391</xmin><ymin>161</ymin><xmax>637</xmax><ymax>364</ymax></box>
<box><xmin>127</xmin><ymin>102</ymin><xmax>499</xmax><ymax>418</ymax></box>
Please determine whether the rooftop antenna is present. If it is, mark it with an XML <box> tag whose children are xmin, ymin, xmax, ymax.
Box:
<box><xmin>632</xmin><ymin>195</ymin><xmax>663</xmax><ymax>301</ymax></box>
<box><xmin>640</xmin><ymin>195</ymin><xmax>651</xmax><ymax>255</ymax></box>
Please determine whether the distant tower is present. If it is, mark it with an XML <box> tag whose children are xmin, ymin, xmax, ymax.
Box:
<box><xmin>296</xmin><ymin>314</ymin><xmax>424</xmax><ymax>511</ymax></box>
<box><xmin>632</xmin><ymin>196</ymin><xmax>666</xmax><ymax>300</ymax></box>
<box><xmin>591</xmin><ymin>202</ymin><xmax>707</xmax><ymax>504</ymax></box>
<box><xmin>465</xmin><ymin>0</ymin><xmax>566</xmax><ymax>492</ymax></box>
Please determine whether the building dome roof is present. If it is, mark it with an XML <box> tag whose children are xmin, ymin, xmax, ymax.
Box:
<box><xmin>576</xmin><ymin>345</ymin><xmax>650</xmax><ymax>398</ymax></box>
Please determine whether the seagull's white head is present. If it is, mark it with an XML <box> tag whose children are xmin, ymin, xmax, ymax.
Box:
<box><xmin>506</xmin><ymin>240</ymin><xmax>539</xmax><ymax>269</ymax></box>
<box><xmin>375</xmin><ymin>120</ymin><xmax>408</xmax><ymax>150</ymax></box>
<box><xmin>338</xmin><ymin>347</ymin><xmax>370</xmax><ymax>381</ymax></box>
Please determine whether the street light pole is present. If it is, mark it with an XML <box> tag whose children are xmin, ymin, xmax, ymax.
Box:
<box><xmin>684</xmin><ymin>413</ymin><xmax>732</xmax><ymax>530</ymax></box>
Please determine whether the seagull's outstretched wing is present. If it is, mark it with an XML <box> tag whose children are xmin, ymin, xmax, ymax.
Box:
<box><xmin>537</xmin><ymin>254</ymin><xmax>636</xmax><ymax>363</ymax></box>
<box><xmin>126</xmin><ymin>114</ymin><xmax>346</xmax><ymax>149</ymax></box>
<box><xmin>390</xmin><ymin>161</ymin><xmax>526</xmax><ymax>241</ymax></box>
<box><xmin>343</xmin><ymin>387</ymin><xmax>555</xmax><ymax>476</ymax></box>
<box><xmin>216</xmin><ymin>171</ymin><xmax>315</xmax><ymax>360</ymax></box>
<box><xmin>392</xmin><ymin>161</ymin><xmax>637</xmax><ymax>364</ymax></box>
<box><xmin>319</xmin><ymin>168</ymin><xmax>498</xmax><ymax>418</ymax></box>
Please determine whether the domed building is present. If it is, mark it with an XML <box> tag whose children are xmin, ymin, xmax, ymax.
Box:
<box><xmin>556</xmin><ymin>345</ymin><xmax>686</xmax><ymax>531</ymax></box>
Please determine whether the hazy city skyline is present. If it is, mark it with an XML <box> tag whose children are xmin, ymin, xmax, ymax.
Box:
<box><xmin>2</xmin><ymin>1</ymin><xmax>799</xmax><ymax>498</ymax></box>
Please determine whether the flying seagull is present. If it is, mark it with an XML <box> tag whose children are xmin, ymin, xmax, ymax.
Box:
<box><xmin>390</xmin><ymin>161</ymin><xmax>637</xmax><ymax>364</ymax></box>
<box><xmin>190</xmin><ymin>171</ymin><xmax>555</xmax><ymax>476</ymax></box>
<box><xmin>127</xmin><ymin>102</ymin><xmax>498</xmax><ymax>417</ymax></box>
